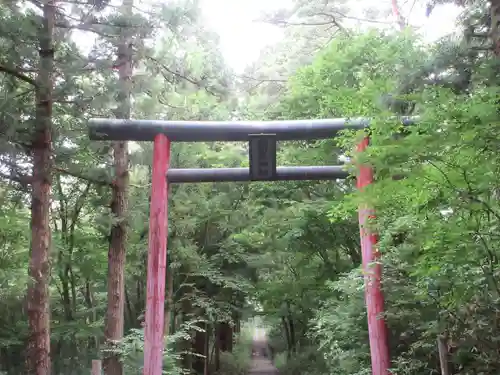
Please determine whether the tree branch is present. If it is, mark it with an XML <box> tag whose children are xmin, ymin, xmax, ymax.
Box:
<box><xmin>145</xmin><ymin>55</ymin><xmax>220</xmax><ymax>97</ymax></box>
<box><xmin>0</xmin><ymin>64</ymin><xmax>38</xmax><ymax>87</ymax></box>
<box><xmin>54</xmin><ymin>166</ymin><xmax>112</xmax><ymax>187</ymax></box>
<box><xmin>0</xmin><ymin>170</ymin><xmax>32</xmax><ymax>190</ymax></box>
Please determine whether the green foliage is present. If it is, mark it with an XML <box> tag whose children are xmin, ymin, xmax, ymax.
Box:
<box><xmin>216</xmin><ymin>325</ymin><xmax>254</xmax><ymax>375</ymax></box>
<box><xmin>119</xmin><ymin>326</ymin><xmax>190</xmax><ymax>375</ymax></box>
<box><xmin>260</xmin><ymin>11</ymin><xmax>500</xmax><ymax>374</ymax></box>
<box><xmin>0</xmin><ymin>0</ymin><xmax>242</xmax><ymax>374</ymax></box>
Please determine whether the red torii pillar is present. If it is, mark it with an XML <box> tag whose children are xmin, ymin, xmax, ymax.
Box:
<box><xmin>143</xmin><ymin>134</ymin><xmax>171</xmax><ymax>375</ymax></box>
<box><xmin>356</xmin><ymin>136</ymin><xmax>391</xmax><ymax>375</ymax></box>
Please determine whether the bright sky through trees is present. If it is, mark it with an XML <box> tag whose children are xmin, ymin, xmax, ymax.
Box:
<box><xmin>72</xmin><ymin>0</ymin><xmax>462</xmax><ymax>73</ymax></box>
<box><xmin>200</xmin><ymin>0</ymin><xmax>462</xmax><ymax>72</ymax></box>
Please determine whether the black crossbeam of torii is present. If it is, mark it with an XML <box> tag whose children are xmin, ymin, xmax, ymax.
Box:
<box><xmin>88</xmin><ymin>117</ymin><xmax>415</xmax><ymax>183</ymax></box>
<box><xmin>88</xmin><ymin>116</ymin><xmax>417</xmax><ymax>375</ymax></box>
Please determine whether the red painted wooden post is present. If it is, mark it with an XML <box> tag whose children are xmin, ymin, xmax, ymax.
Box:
<box><xmin>356</xmin><ymin>136</ymin><xmax>391</xmax><ymax>375</ymax></box>
<box><xmin>144</xmin><ymin>134</ymin><xmax>171</xmax><ymax>375</ymax></box>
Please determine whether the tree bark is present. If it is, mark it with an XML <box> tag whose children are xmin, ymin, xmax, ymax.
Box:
<box><xmin>288</xmin><ymin>317</ymin><xmax>296</xmax><ymax>353</ymax></box>
<box><xmin>214</xmin><ymin>324</ymin><xmax>221</xmax><ymax>371</ymax></box>
<box><xmin>26</xmin><ymin>1</ymin><xmax>55</xmax><ymax>374</ymax></box>
<box><xmin>103</xmin><ymin>1</ymin><xmax>133</xmax><ymax>374</ymax></box>
<box><xmin>437</xmin><ymin>334</ymin><xmax>450</xmax><ymax>375</ymax></box>
<box><xmin>217</xmin><ymin>322</ymin><xmax>233</xmax><ymax>352</ymax></box>
<box><xmin>192</xmin><ymin>320</ymin><xmax>207</xmax><ymax>375</ymax></box>
<box><xmin>281</xmin><ymin>316</ymin><xmax>291</xmax><ymax>359</ymax></box>
<box><xmin>204</xmin><ymin>324</ymin><xmax>211</xmax><ymax>375</ymax></box>
<box><xmin>492</xmin><ymin>0</ymin><xmax>500</xmax><ymax>56</ymax></box>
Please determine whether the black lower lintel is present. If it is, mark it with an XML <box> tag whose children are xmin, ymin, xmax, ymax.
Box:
<box><xmin>166</xmin><ymin>166</ymin><xmax>348</xmax><ymax>183</ymax></box>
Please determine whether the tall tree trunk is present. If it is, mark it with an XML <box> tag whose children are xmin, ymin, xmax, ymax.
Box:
<box><xmin>492</xmin><ymin>0</ymin><xmax>500</xmax><ymax>56</ymax></box>
<box><xmin>234</xmin><ymin>316</ymin><xmax>240</xmax><ymax>334</ymax></box>
<box><xmin>103</xmin><ymin>1</ymin><xmax>133</xmax><ymax>374</ymax></box>
<box><xmin>288</xmin><ymin>316</ymin><xmax>296</xmax><ymax>353</ymax></box>
<box><xmin>437</xmin><ymin>334</ymin><xmax>450</xmax><ymax>375</ymax></box>
<box><xmin>204</xmin><ymin>324</ymin><xmax>211</xmax><ymax>375</ymax></box>
<box><xmin>27</xmin><ymin>1</ymin><xmax>55</xmax><ymax>374</ymax></box>
<box><xmin>214</xmin><ymin>324</ymin><xmax>221</xmax><ymax>371</ymax></box>
<box><xmin>217</xmin><ymin>322</ymin><xmax>233</xmax><ymax>353</ymax></box>
<box><xmin>192</xmin><ymin>320</ymin><xmax>206</xmax><ymax>375</ymax></box>
<box><xmin>281</xmin><ymin>317</ymin><xmax>291</xmax><ymax>359</ymax></box>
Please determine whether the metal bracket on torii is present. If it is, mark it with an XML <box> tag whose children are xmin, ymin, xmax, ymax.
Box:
<box><xmin>88</xmin><ymin>116</ymin><xmax>417</xmax><ymax>375</ymax></box>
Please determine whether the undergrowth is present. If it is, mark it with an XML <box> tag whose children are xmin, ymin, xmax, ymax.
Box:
<box><xmin>216</xmin><ymin>323</ymin><xmax>254</xmax><ymax>375</ymax></box>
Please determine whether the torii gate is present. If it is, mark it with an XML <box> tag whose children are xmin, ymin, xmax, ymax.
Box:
<box><xmin>88</xmin><ymin>116</ymin><xmax>415</xmax><ymax>375</ymax></box>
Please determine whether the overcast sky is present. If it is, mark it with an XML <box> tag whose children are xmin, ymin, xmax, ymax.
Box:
<box><xmin>199</xmin><ymin>0</ymin><xmax>462</xmax><ymax>72</ymax></box>
<box><xmin>72</xmin><ymin>0</ymin><xmax>462</xmax><ymax>72</ymax></box>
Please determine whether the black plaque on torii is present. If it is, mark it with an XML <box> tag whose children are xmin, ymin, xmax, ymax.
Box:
<box><xmin>248</xmin><ymin>133</ymin><xmax>277</xmax><ymax>181</ymax></box>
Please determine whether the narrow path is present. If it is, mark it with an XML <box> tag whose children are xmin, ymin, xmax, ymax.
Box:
<box><xmin>248</xmin><ymin>337</ymin><xmax>278</xmax><ymax>375</ymax></box>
